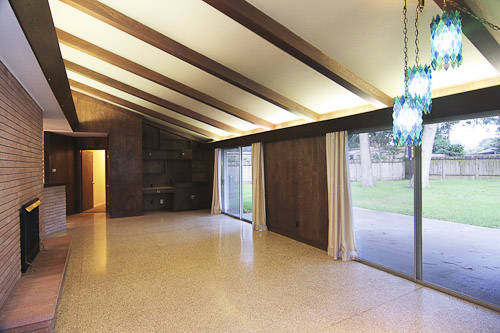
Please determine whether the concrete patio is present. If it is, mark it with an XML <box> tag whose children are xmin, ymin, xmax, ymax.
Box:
<box><xmin>354</xmin><ymin>207</ymin><xmax>500</xmax><ymax>307</ymax></box>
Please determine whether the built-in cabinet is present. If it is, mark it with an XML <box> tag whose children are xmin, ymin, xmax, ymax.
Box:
<box><xmin>142</xmin><ymin>122</ymin><xmax>211</xmax><ymax>212</ymax></box>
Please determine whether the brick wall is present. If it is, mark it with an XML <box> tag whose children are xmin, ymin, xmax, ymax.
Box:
<box><xmin>0</xmin><ymin>60</ymin><xmax>43</xmax><ymax>309</ymax></box>
<box><xmin>42</xmin><ymin>186</ymin><xmax>66</xmax><ymax>236</ymax></box>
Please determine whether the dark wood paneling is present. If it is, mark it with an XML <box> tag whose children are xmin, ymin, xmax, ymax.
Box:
<box><xmin>192</xmin><ymin>144</ymin><xmax>213</xmax><ymax>183</ymax></box>
<box><xmin>0</xmin><ymin>60</ymin><xmax>43</xmax><ymax>309</ymax></box>
<box><xmin>173</xmin><ymin>183</ymin><xmax>210</xmax><ymax>211</ymax></box>
<box><xmin>74</xmin><ymin>136</ymin><xmax>107</xmax><ymax>150</ymax></box>
<box><xmin>143</xmin><ymin>160</ymin><xmax>164</xmax><ymax>175</ymax></box>
<box><xmin>72</xmin><ymin>91</ymin><xmax>142</xmax><ymax>218</ymax></box>
<box><xmin>69</xmin><ymin>79</ymin><xmax>218</xmax><ymax>139</ymax></box>
<box><xmin>166</xmin><ymin>160</ymin><xmax>192</xmax><ymax>184</ymax></box>
<box><xmin>43</xmin><ymin>132</ymin><xmax>76</xmax><ymax>215</ymax></box>
<box><xmin>143</xmin><ymin>124</ymin><xmax>159</xmax><ymax>151</ymax></box>
<box><xmin>264</xmin><ymin>136</ymin><xmax>328</xmax><ymax>250</ymax></box>
<box><xmin>210</xmin><ymin>86</ymin><xmax>500</xmax><ymax>149</ymax></box>
<box><xmin>142</xmin><ymin>122</ymin><xmax>212</xmax><ymax>211</ymax></box>
<box><xmin>9</xmin><ymin>0</ymin><xmax>78</xmax><ymax>130</ymax></box>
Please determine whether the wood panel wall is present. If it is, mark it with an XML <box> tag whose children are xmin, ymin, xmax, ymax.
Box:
<box><xmin>0</xmin><ymin>60</ymin><xmax>43</xmax><ymax>309</ymax></box>
<box><xmin>72</xmin><ymin>91</ymin><xmax>142</xmax><ymax>218</ymax></box>
<box><xmin>264</xmin><ymin>136</ymin><xmax>328</xmax><ymax>250</ymax></box>
<box><xmin>44</xmin><ymin>132</ymin><xmax>76</xmax><ymax>214</ymax></box>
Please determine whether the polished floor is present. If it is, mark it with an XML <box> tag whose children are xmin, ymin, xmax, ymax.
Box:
<box><xmin>54</xmin><ymin>210</ymin><xmax>500</xmax><ymax>332</ymax></box>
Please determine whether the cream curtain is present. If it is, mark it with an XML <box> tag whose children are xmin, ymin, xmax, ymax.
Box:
<box><xmin>326</xmin><ymin>131</ymin><xmax>357</xmax><ymax>261</ymax></box>
<box><xmin>211</xmin><ymin>148</ymin><xmax>222</xmax><ymax>215</ymax></box>
<box><xmin>251</xmin><ymin>142</ymin><xmax>267</xmax><ymax>231</ymax></box>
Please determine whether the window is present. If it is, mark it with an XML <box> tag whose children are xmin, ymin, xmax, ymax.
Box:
<box><xmin>347</xmin><ymin>114</ymin><xmax>500</xmax><ymax>309</ymax></box>
<box><xmin>221</xmin><ymin>146</ymin><xmax>252</xmax><ymax>222</ymax></box>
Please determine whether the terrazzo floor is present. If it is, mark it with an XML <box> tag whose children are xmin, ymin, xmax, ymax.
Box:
<box><xmin>54</xmin><ymin>210</ymin><xmax>500</xmax><ymax>332</ymax></box>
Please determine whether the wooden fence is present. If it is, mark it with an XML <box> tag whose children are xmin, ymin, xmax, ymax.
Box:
<box><xmin>429</xmin><ymin>155</ymin><xmax>500</xmax><ymax>180</ymax></box>
<box><xmin>348</xmin><ymin>155</ymin><xmax>500</xmax><ymax>181</ymax></box>
<box><xmin>348</xmin><ymin>160</ymin><xmax>405</xmax><ymax>181</ymax></box>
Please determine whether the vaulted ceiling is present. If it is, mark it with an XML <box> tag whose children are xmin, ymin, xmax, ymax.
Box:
<box><xmin>48</xmin><ymin>0</ymin><xmax>500</xmax><ymax>141</ymax></box>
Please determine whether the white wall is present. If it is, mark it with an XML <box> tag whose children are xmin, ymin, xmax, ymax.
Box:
<box><xmin>91</xmin><ymin>150</ymin><xmax>106</xmax><ymax>207</ymax></box>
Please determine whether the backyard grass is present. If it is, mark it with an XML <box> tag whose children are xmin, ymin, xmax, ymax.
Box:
<box><xmin>227</xmin><ymin>183</ymin><xmax>253</xmax><ymax>213</ymax></box>
<box><xmin>243</xmin><ymin>183</ymin><xmax>252</xmax><ymax>212</ymax></box>
<box><xmin>351</xmin><ymin>179</ymin><xmax>500</xmax><ymax>228</ymax></box>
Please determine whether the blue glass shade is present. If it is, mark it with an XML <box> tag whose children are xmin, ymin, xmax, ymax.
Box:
<box><xmin>430</xmin><ymin>10</ymin><xmax>463</xmax><ymax>70</ymax></box>
<box><xmin>407</xmin><ymin>64</ymin><xmax>432</xmax><ymax>114</ymax></box>
<box><xmin>393</xmin><ymin>95</ymin><xmax>423</xmax><ymax>146</ymax></box>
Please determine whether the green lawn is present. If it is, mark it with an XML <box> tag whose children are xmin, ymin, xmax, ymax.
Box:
<box><xmin>351</xmin><ymin>179</ymin><xmax>500</xmax><ymax>228</ymax></box>
<box><xmin>227</xmin><ymin>183</ymin><xmax>252</xmax><ymax>213</ymax></box>
<box><xmin>242</xmin><ymin>183</ymin><xmax>252</xmax><ymax>213</ymax></box>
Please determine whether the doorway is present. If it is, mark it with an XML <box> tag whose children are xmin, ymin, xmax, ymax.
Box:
<box><xmin>221</xmin><ymin>146</ymin><xmax>252</xmax><ymax>222</ymax></box>
<box><xmin>81</xmin><ymin>150</ymin><xmax>106</xmax><ymax>213</ymax></box>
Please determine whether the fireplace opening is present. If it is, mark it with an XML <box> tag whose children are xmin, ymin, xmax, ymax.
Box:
<box><xmin>20</xmin><ymin>198</ymin><xmax>40</xmax><ymax>273</ymax></box>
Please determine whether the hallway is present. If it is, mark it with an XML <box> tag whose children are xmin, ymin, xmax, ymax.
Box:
<box><xmin>54</xmin><ymin>210</ymin><xmax>500</xmax><ymax>332</ymax></box>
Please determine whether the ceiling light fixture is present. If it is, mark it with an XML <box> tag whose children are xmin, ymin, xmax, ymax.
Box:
<box><xmin>431</xmin><ymin>0</ymin><xmax>500</xmax><ymax>71</ymax></box>
<box><xmin>393</xmin><ymin>0</ymin><xmax>423</xmax><ymax>147</ymax></box>
<box><xmin>430</xmin><ymin>4</ymin><xmax>462</xmax><ymax>70</ymax></box>
<box><xmin>408</xmin><ymin>0</ymin><xmax>432</xmax><ymax>115</ymax></box>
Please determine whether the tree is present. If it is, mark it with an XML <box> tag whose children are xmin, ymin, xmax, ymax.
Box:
<box><xmin>421</xmin><ymin>124</ymin><xmax>438</xmax><ymax>188</ymax></box>
<box><xmin>433</xmin><ymin>132</ymin><xmax>465</xmax><ymax>156</ymax></box>
<box><xmin>347</xmin><ymin>133</ymin><xmax>359</xmax><ymax>149</ymax></box>
<box><xmin>477</xmin><ymin>137</ymin><xmax>500</xmax><ymax>152</ymax></box>
<box><xmin>359</xmin><ymin>132</ymin><xmax>374</xmax><ymax>188</ymax></box>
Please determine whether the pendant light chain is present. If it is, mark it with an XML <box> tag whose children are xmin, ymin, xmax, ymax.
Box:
<box><xmin>415</xmin><ymin>3</ymin><xmax>421</xmax><ymax>66</ymax></box>
<box><xmin>445</xmin><ymin>0</ymin><xmax>500</xmax><ymax>31</ymax></box>
<box><xmin>403</xmin><ymin>0</ymin><xmax>409</xmax><ymax>96</ymax></box>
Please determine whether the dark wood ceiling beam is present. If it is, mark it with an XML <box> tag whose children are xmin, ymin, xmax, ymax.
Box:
<box><xmin>9</xmin><ymin>0</ymin><xmax>79</xmax><ymax>130</ymax></box>
<box><xmin>68</xmin><ymin>79</ymin><xmax>221</xmax><ymax>139</ymax></box>
<box><xmin>142</xmin><ymin>119</ymin><xmax>208</xmax><ymax>143</ymax></box>
<box><xmin>64</xmin><ymin>59</ymin><xmax>244</xmax><ymax>135</ymax></box>
<box><xmin>58</xmin><ymin>0</ymin><xmax>319</xmax><ymax>120</ymax></box>
<box><xmin>202</xmin><ymin>0</ymin><xmax>393</xmax><ymax>107</ymax></box>
<box><xmin>433</xmin><ymin>0</ymin><xmax>500</xmax><ymax>71</ymax></box>
<box><xmin>71</xmin><ymin>90</ymin><xmax>205</xmax><ymax>142</ymax></box>
<box><xmin>56</xmin><ymin>29</ymin><xmax>274</xmax><ymax>129</ymax></box>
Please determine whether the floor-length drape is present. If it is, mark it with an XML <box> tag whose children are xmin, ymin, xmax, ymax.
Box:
<box><xmin>251</xmin><ymin>143</ymin><xmax>267</xmax><ymax>231</ymax></box>
<box><xmin>211</xmin><ymin>148</ymin><xmax>221</xmax><ymax>215</ymax></box>
<box><xmin>326</xmin><ymin>132</ymin><xmax>357</xmax><ymax>260</ymax></box>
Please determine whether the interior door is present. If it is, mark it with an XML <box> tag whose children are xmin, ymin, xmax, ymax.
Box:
<box><xmin>82</xmin><ymin>150</ymin><xmax>94</xmax><ymax>211</ymax></box>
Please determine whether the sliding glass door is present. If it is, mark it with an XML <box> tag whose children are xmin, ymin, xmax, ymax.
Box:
<box><xmin>348</xmin><ymin>130</ymin><xmax>414</xmax><ymax>276</ymax></box>
<box><xmin>348</xmin><ymin>114</ymin><xmax>500</xmax><ymax>310</ymax></box>
<box><xmin>222</xmin><ymin>148</ymin><xmax>240</xmax><ymax>217</ymax></box>
<box><xmin>221</xmin><ymin>146</ymin><xmax>252</xmax><ymax>222</ymax></box>
<box><xmin>422</xmin><ymin>116</ymin><xmax>500</xmax><ymax>307</ymax></box>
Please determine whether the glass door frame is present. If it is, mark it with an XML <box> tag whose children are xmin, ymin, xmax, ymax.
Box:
<box><xmin>352</xmin><ymin>129</ymin><xmax>499</xmax><ymax>313</ymax></box>
<box><xmin>221</xmin><ymin>146</ymin><xmax>252</xmax><ymax>224</ymax></box>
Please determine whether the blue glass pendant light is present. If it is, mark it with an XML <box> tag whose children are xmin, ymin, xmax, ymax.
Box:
<box><xmin>393</xmin><ymin>0</ymin><xmax>424</xmax><ymax>146</ymax></box>
<box><xmin>408</xmin><ymin>3</ymin><xmax>432</xmax><ymax>115</ymax></box>
<box><xmin>393</xmin><ymin>94</ymin><xmax>423</xmax><ymax>146</ymax></box>
<box><xmin>430</xmin><ymin>10</ymin><xmax>463</xmax><ymax>70</ymax></box>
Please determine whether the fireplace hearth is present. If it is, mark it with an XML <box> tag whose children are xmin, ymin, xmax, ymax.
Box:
<box><xmin>20</xmin><ymin>198</ymin><xmax>40</xmax><ymax>273</ymax></box>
